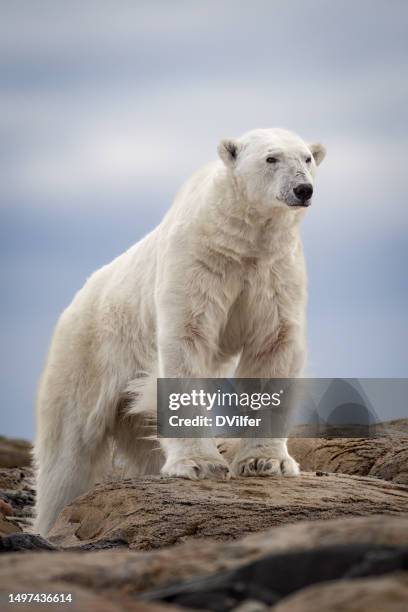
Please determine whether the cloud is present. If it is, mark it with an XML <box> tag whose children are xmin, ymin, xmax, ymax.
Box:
<box><xmin>1</xmin><ymin>64</ymin><xmax>407</xmax><ymax>215</ymax></box>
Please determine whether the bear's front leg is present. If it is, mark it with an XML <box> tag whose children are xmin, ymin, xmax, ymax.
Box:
<box><xmin>230</xmin><ymin>324</ymin><xmax>303</xmax><ymax>478</ymax></box>
<box><xmin>155</xmin><ymin>267</ymin><xmax>232</xmax><ymax>481</ymax></box>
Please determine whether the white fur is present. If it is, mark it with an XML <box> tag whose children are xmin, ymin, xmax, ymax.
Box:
<box><xmin>34</xmin><ymin>128</ymin><xmax>325</xmax><ymax>535</ymax></box>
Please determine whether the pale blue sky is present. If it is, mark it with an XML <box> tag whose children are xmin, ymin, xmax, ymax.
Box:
<box><xmin>1</xmin><ymin>0</ymin><xmax>407</xmax><ymax>438</ymax></box>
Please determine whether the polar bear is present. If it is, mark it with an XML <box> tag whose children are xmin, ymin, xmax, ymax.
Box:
<box><xmin>34</xmin><ymin>128</ymin><xmax>326</xmax><ymax>535</ymax></box>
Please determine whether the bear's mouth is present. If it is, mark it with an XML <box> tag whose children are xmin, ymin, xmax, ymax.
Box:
<box><xmin>277</xmin><ymin>194</ymin><xmax>312</xmax><ymax>209</ymax></box>
<box><xmin>288</xmin><ymin>200</ymin><xmax>312</xmax><ymax>209</ymax></box>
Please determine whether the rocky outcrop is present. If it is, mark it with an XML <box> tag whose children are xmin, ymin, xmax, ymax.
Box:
<box><xmin>1</xmin><ymin>424</ymin><xmax>408</xmax><ymax>610</ymax></box>
<box><xmin>289</xmin><ymin>435</ymin><xmax>408</xmax><ymax>483</ymax></box>
<box><xmin>144</xmin><ymin>544</ymin><xmax>408</xmax><ymax>610</ymax></box>
<box><xmin>0</xmin><ymin>533</ymin><xmax>57</xmax><ymax>552</ymax></box>
<box><xmin>0</xmin><ymin>436</ymin><xmax>32</xmax><ymax>468</ymax></box>
<box><xmin>1</xmin><ymin>515</ymin><xmax>408</xmax><ymax>610</ymax></box>
<box><xmin>0</xmin><ymin>466</ymin><xmax>34</xmax><ymax>535</ymax></box>
<box><xmin>273</xmin><ymin>572</ymin><xmax>408</xmax><ymax>612</ymax></box>
<box><xmin>47</xmin><ymin>473</ymin><xmax>408</xmax><ymax>550</ymax></box>
<box><xmin>0</xmin><ymin>514</ymin><xmax>22</xmax><ymax>536</ymax></box>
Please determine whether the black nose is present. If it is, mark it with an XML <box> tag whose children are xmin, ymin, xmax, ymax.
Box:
<box><xmin>293</xmin><ymin>183</ymin><xmax>313</xmax><ymax>203</ymax></box>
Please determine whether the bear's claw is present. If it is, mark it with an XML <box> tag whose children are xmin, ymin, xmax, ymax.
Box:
<box><xmin>162</xmin><ymin>458</ymin><xmax>231</xmax><ymax>481</ymax></box>
<box><xmin>233</xmin><ymin>455</ymin><xmax>300</xmax><ymax>477</ymax></box>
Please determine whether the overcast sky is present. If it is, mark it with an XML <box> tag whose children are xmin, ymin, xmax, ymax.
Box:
<box><xmin>1</xmin><ymin>1</ymin><xmax>407</xmax><ymax>439</ymax></box>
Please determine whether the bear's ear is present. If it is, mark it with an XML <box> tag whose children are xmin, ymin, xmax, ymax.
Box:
<box><xmin>218</xmin><ymin>139</ymin><xmax>242</xmax><ymax>167</ymax></box>
<box><xmin>309</xmin><ymin>142</ymin><xmax>326</xmax><ymax>166</ymax></box>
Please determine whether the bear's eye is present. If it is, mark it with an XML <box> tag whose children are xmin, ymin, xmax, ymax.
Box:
<box><xmin>266</xmin><ymin>156</ymin><xmax>278</xmax><ymax>164</ymax></box>
<box><xmin>305</xmin><ymin>156</ymin><xmax>312</xmax><ymax>164</ymax></box>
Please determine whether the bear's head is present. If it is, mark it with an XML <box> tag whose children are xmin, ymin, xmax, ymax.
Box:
<box><xmin>218</xmin><ymin>128</ymin><xmax>325</xmax><ymax>211</ymax></box>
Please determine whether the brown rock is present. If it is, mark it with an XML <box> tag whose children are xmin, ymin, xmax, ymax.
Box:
<box><xmin>75</xmin><ymin>508</ymin><xmax>105</xmax><ymax>540</ymax></box>
<box><xmin>0</xmin><ymin>466</ymin><xmax>35</xmax><ymax>530</ymax></box>
<box><xmin>0</xmin><ymin>436</ymin><xmax>32</xmax><ymax>468</ymax></box>
<box><xmin>0</xmin><ymin>581</ymin><xmax>171</xmax><ymax>612</ymax></box>
<box><xmin>370</xmin><ymin>441</ymin><xmax>408</xmax><ymax>484</ymax></box>
<box><xmin>289</xmin><ymin>436</ymin><xmax>408</xmax><ymax>483</ymax></box>
<box><xmin>0</xmin><ymin>466</ymin><xmax>33</xmax><ymax>490</ymax></box>
<box><xmin>0</xmin><ymin>498</ymin><xmax>13</xmax><ymax>516</ymax></box>
<box><xmin>1</xmin><ymin>515</ymin><xmax>408</xmax><ymax>606</ymax></box>
<box><xmin>0</xmin><ymin>515</ymin><xmax>22</xmax><ymax>536</ymax></box>
<box><xmin>48</xmin><ymin>474</ymin><xmax>408</xmax><ymax>549</ymax></box>
<box><xmin>236</xmin><ymin>514</ymin><xmax>408</xmax><ymax>558</ymax></box>
<box><xmin>374</xmin><ymin>419</ymin><xmax>408</xmax><ymax>436</ymax></box>
<box><xmin>273</xmin><ymin>572</ymin><xmax>408</xmax><ymax>612</ymax></box>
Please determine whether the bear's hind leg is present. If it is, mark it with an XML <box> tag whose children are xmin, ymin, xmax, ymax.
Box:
<box><xmin>113</xmin><ymin>411</ymin><xmax>163</xmax><ymax>477</ymax></box>
<box><xmin>35</xmin><ymin>449</ymin><xmax>91</xmax><ymax>535</ymax></box>
<box><xmin>34</xmin><ymin>427</ymin><xmax>109</xmax><ymax>536</ymax></box>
